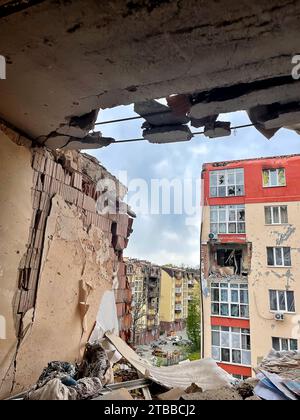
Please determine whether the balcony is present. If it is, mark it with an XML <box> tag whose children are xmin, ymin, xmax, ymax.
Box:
<box><xmin>175</xmin><ymin>287</ymin><xmax>182</xmax><ymax>294</ymax></box>
<box><xmin>150</xmin><ymin>267</ymin><xmax>160</xmax><ymax>277</ymax></box>
<box><xmin>175</xmin><ymin>304</ymin><xmax>182</xmax><ymax>311</ymax></box>
<box><xmin>207</xmin><ymin>243</ymin><xmax>251</xmax><ymax>281</ymax></box>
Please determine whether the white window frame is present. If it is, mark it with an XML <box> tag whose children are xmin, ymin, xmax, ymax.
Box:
<box><xmin>210</xmin><ymin>169</ymin><xmax>244</xmax><ymax>198</ymax></box>
<box><xmin>265</xmin><ymin>206</ymin><xmax>288</xmax><ymax>225</ymax></box>
<box><xmin>211</xmin><ymin>326</ymin><xmax>251</xmax><ymax>366</ymax></box>
<box><xmin>267</xmin><ymin>247</ymin><xmax>291</xmax><ymax>267</ymax></box>
<box><xmin>263</xmin><ymin>168</ymin><xmax>286</xmax><ymax>188</ymax></box>
<box><xmin>211</xmin><ymin>283</ymin><xmax>249</xmax><ymax>319</ymax></box>
<box><xmin>269</xmin><ymin>290</ymin><xmax>295</xmax><ymax>313</ymax></box>
<box><xmin>210</xmin><ymin>205</ymin><xmax>246</xmax><ymax>234</ymax></box>
<box><xmin>272</xmin><ymin>337</ymin><xmax>298</xmax><ymax>352</ymax></box>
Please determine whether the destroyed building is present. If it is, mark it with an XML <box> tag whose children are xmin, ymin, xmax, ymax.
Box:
<box><xmin>0</xmin><ymin>123</ymin><xmax>134</xmax><ymax>399</ymax></box>
<box><xmin>1</xmin><ymin>0</ymin><xmax>300</xmax><ymax>401</ymax></box>
<box><xmin>126</xmin><ymin>259</ymin><xmax>161</xmax><ymax>345</ymax></box>
<box><xmin>201</xmin><ymin>155</ymin><xmax>300</xmax><ymax>379</ymax></box>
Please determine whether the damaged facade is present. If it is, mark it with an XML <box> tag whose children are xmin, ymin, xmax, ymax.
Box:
<box><xmin>0</xmin><ymin>123</ymin><xmax>134</xmax><ymax>399</ymax></box>
<box><xmin>126</xmin><ymin>259</ymin><xmax>161</xmax><ymax>346</ymax></box>
<box><xmin>159</xmin><ymin>267</ymin><xmax>198</xmax><ymax>333</ymax></box>
<box><xmin>201</xmin><ymin>155</ymin><xmax>300</xmax><ymax>379</ymax></box>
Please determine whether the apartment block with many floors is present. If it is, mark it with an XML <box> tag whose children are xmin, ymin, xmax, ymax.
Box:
<box><xmin>159</xmin><ymin>267</ymin><xmax>198</xmax><ymax>333</ymax></box>
<box><xmin>201</xmin><ymin>154</ymin><xmax>300</xmax><ymax>379</ymax></box>
<box><xmin>125</xmin><ymin>259</ymin><xmax>161</xmax><ymax>345</ymax></box>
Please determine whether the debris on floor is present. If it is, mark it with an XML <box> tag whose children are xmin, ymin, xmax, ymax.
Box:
<box><xmin>11</xmin><ymin>341</ymin><xmax>300</xmax><ymax>400</ymax></box>
<box><xmin>181</xmin><ymin>386</ymin><xmax>243</xmax><ymax>401</ymax></box>
<box><xmin>253</xmin><ymin>350</ymin><xmax>300</xmax><ymax>400</ymax></box>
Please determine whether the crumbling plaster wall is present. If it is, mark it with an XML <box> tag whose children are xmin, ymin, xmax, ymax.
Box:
<box><xmin>0</xmin><ymin>129</ymin><xmax>34</xmax><ymax>397</ymax></box>
<box><xmin>0</xmin><ymin>128</ymin><xmax>133</xmax><ymax>398</ymax></box>
<box><xmin>12</xmin><ymin>196</ymin><xmax>113</xmax><ymax>394</ymax></box>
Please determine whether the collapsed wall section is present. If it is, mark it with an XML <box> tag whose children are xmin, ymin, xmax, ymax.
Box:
<box><xmin>0</xmin><ymin>126</ymin><xmax>134</xmax><ymax>398</ymax></box>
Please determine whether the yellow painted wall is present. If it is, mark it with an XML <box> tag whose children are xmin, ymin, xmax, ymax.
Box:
<box><xmin>159</xmin><ymin>270</ymin><xmax>175</xmax><ymax>323</ymax></box>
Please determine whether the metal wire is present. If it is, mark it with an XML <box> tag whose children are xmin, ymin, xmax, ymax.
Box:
<box><xmin>113</xmin><ymin>123</ymin><xmax>255</xmax><ymax>144</ymax></box>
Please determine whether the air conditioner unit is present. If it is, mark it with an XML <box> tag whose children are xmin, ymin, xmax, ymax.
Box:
<box><xmin>208</xmin><ymin>233</ymin><xmax>218</xmax><ymax>241</ymax></box>
<box><xmin>274</xmin><ymin>312</ymin><xmax>285</xmax><ymax>321</ymax></box>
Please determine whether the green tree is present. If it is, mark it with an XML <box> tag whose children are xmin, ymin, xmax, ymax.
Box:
<box><xmin>187</xmin><ymin>296</ymin><xmax>201</xmax><ymax>354</ymax></box>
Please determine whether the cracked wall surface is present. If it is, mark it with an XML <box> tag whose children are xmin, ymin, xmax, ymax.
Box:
<box><xmin>0</xmin><ymin>129</ymin><xmax>33</xmax><ymax>397</ymax></box>
<box><xmin>0</xmin><ymin>126</ymin><xmax>134</xmax><ymax>398</ymax></box>
<box><xmin>201</xmin><ymin>156</ymin><xmax>300</xmax><ymax>375</ymax></box>
<box><xmin>246</xmin><ymin>202</ymin><xmax>300</xmax><ymax>366</ymax></box>
<box><xmin>0</xmin><ymin>0</ymin><xmax>300</xmax><ymax>148</ymax></box>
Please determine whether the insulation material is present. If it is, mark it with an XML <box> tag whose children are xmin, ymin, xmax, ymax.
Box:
<box><xmin>89</xmin><ymin>291</ymin><xmax>119</xmax><ymax>344</ymax></box>
<box><xmin>105</xmin><ymin>333</ymin><xmax>234</xmax><ymax>391</ymax></box>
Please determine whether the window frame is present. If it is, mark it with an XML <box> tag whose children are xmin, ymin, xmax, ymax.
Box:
<box><xmin>269</xmin><ymin>290</ymin><xmax>296</xmax><ymax>313</ymax></box>
<box><xmin>272</xmin><ymin>337</ymin><xmax>298</xmax><ymax>352</ymax></box>
<box><xmin>210</xmin><ymin>168</ymin><xmax>245</xmax><ymax>198</ymax></box>
<box><xmin>210</xmin><ymin>205</ymin><xmax>246</xmax><ymax>235</ymax></box>
<box><xmin>264</xmin><ymin>206</ymin><xmax>288</xmax><ymax>225</ymax></box>
<box><xmin>211</xmin><ymin>283</ymin><xmax>249</xmax><ymax>319</ymax></box>
<box><xmin>262</xmin><ymin>168</ymin><xmax>286</xmax><ymax>188</ymax></box>
<box><xmin>267</xmin><ymin>247</ymin><xmax>292</xmax><ymax>267</ymax></box>
<box><xmin>211</xmin><ymin>326</ymin><xmax>251</xmax><ymax>367</ymax></box>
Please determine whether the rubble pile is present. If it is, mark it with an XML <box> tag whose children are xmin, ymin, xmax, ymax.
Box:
<box><xmin>254</xmin><ymin>350</ymin><xmax>300</xmax><ymax>400</ymax></box>
<box><xmin>8</xmin><ymin>340</ymin><xmax>300</xmax><ymax>400</ymax></box>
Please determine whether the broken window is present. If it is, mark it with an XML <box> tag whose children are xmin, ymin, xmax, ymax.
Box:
<box><xmin>265</xmin><ymin>206</ymin><xmax>288</xmax><ymax>225</ymax></box>
<box><xmin>272</xmin><ymin>337</ymin><xmax>298</xmax><ymax>352</ymax></box>
<box><xmin>211</xmin><ymin>283</ymin><xmax>249</xmax><ymax>318</ymax></box>
<box><xmin>263</xmin><ymin>168</ymin><xmax>286</xmax><ymax>187</ymax></box>
<box><xmin>269</xmin><ymin>290</ymin><xmax>295</xmax><ymax>313</ymax></box>
<box><xmin>267</xmin><ymin>247</ymin><xmax>291</xmax><ymax>267</ymax></box>
<box><xmin>210</xmin><ymin>205</ymin><xmax>245</xmax><ymax>235</ymax></box>
<box><xmin>215</xmin><ymin>248</ymin><xmax>243</xmax><ymax>275</ymax></box>
<box><xmin>211</xmin><ymin>326</ymin><xmax>251</xmax><ymax>366</ymax></box>
<box><xmin>210</xmin><ymin>169</ymin><xmax>244</xmax><ymax>198</ymax></box>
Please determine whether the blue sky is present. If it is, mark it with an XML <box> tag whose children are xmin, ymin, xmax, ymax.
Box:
<box><xmin>89</xmin><ymin>105</ymin><xmax>300</xmax><ymax>267</ymax></box>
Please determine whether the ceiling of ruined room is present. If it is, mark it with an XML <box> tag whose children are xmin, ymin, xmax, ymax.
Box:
<box><xmin>0</xmin><ymin>0</ymin><xmax>300</xmax><ymax>149</ymax></box>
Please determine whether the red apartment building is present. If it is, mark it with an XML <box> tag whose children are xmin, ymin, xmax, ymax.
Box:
<box><xmin>201</xmin><ymin>154</ymin><xmax>300</xmax><ymax>379</ymax></box>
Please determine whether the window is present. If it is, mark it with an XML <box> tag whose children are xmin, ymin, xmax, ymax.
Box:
<box><xmin>210</xmin><ymin>205</ymin><xmax>245</xmax><ymax>234</ymax></box>
<box><xmin>269</xmin><ymin>290</ymin><xmax>295</xmax><ymax>313</ymax></box>
<box><xmin>211</xmin><ymin>283</ymin><xmax>249</xmax><ymax>318</ymax></box>
<box><xmin>267</xmin><ymin>247</ymin><xmax>291</xmax><ymax>267</ymax></box>
<box><xmin>265</xmin><ymin>206</ymin><xmax>288</xmax><ymax>224</ymax></box>
<box><xmin>272</xmin><ymin>337</ymin><xmax>298</xmax><ymax>351</ymax></box>
<box><xmin>210</xmin><ymin>169</ymin><xmax>244</xmax><ymax>197</ymax></box>
<box><xmin>212</xmin><ymin>326</ymin><xmax>251</xmax><ymax>366</ymax></box>
<box><xmin>263</xmin><ymin>168</ymin><xmax>286</xmax><ymax>187</ymax></box>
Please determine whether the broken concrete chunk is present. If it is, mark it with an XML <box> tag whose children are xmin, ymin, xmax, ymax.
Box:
<box><xmin>135</xmin><ymin>100</ymin><xmax>189</xmax><ymax>126</ymax></box>
<box><xmin>57</xmin><ymin>110</ymin><xmax>99</xmax><ymax>138</ymax></box>
<box><xmin>247</xmin><ymin>105</ymin><xmax>281</xmax><ymax>140</ymax></box>
<box><xmin>167</xmin><ymin>94</ymin><xmax>191</xmax><ymax>117</ymax></box>
<box><xmin>158</xmin><ymin>388</ymin><xmax>186</xmax><ymax>400</ymax></box>
<box><xmin>185</xmin><ymin>383</ymin><xmax>203</xmax><ymax>394</ymax></box>
<box><xmin>264</xmin><ymin>110</ymin><xmax>300</xmax><ymax>130</ymax></box>
<box><xmin>43</xmin><ymin>133</ymin><xmax>70</xmax><ymax>149</ymax></box>
<box><xmin>62</xmin><ymin>133</ymin><xmax>115</xmax><ymax>150</ymax></box>
<box><xmin>181</xmin><ymin>387</ymin><xmax>243</xmax><ymax>401</ymax></box>
<box><xmin>204</xmin><ymin>121</ymin><xmax>231</xmax><ymax>138</ymax></box>
<box><xmin>143</xmin><ymin>125</ymin><xmax>193</xmax><ymax>144</ymax></box>
<box><xmin>190</xmin><ymin>114</ymin><xmax>218</xmax><ymax>129</ymax></box>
